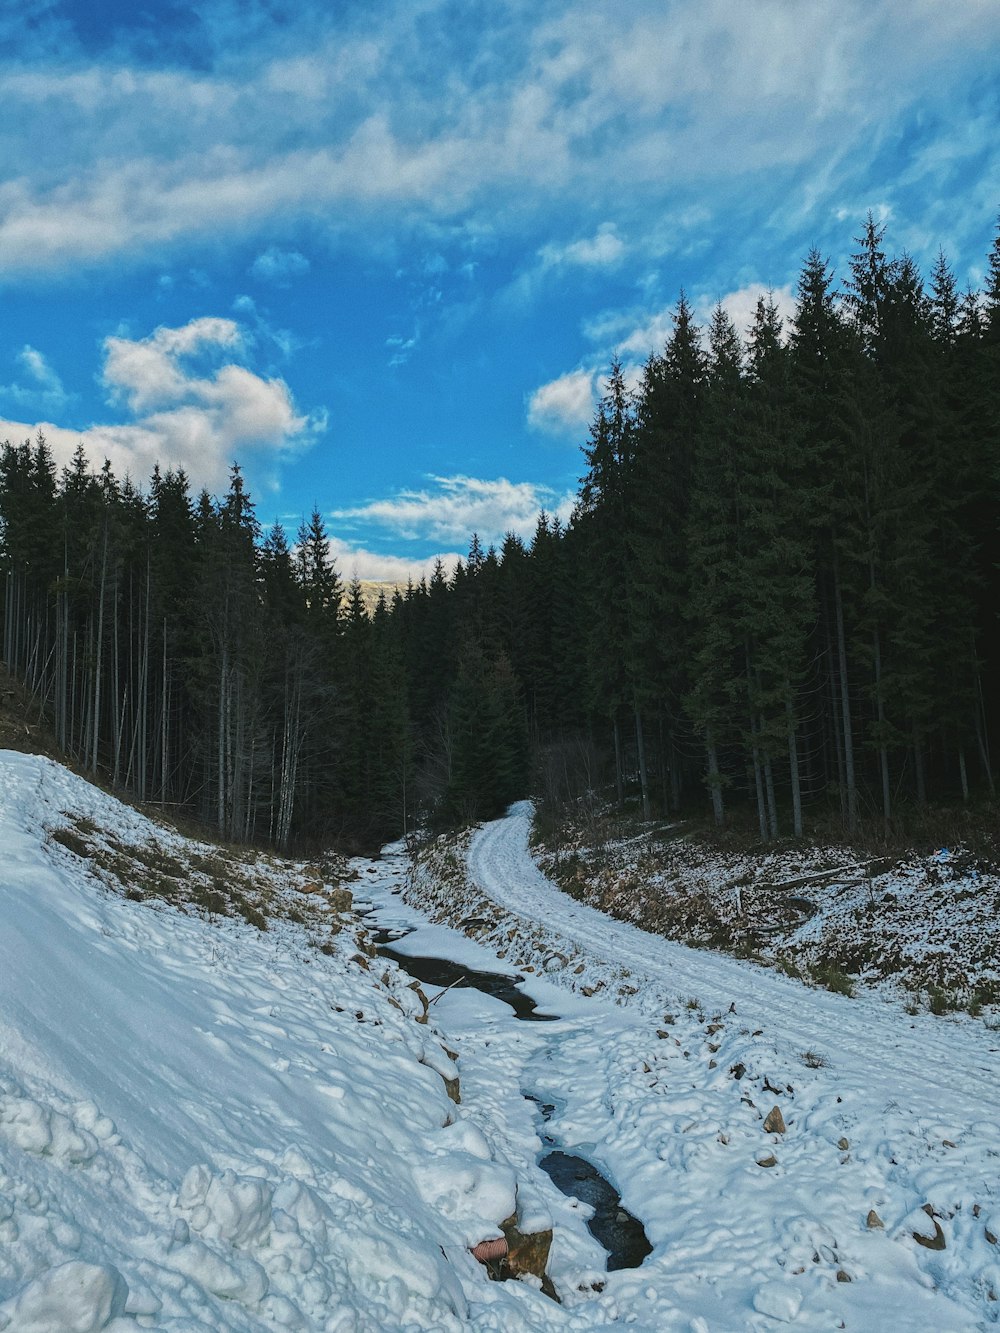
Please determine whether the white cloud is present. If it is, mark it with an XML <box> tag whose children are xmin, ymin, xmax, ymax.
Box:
<box><xmin>694</xmin><ymin>283</ymin><xmax>797</xmax><ymax>341</ymax></box>
<box><xmin>0</xmin><ymin>345</ymin><xmax>72</xmax><ymax>415</ymax></box>
<box><xmin>527</xmin><ymin>370</ymin><xmax>597</xmax><ymax>437</ymax></box>
<box><xmin>0</xmin><ymin>1</ymin><xmax>995</xmax><ymax>278</ymax></box>
<box><xmin>541</xmin><ymin>224</ymin><xmax>625</xmax><ymax>270</ymax></box>
<box><xmin>249</xmin><ymin>246</ymin><xmax>310</xmax><ymax>284</ymax></box>
<box><xmin>326</xmin><ymin>537</ymin><xmax>461</xmax><ymax>585</ymax></box>
<box><xmin>0</xmin><ymin>316</ymin><xmax>321</xmax><ymax>493</ymax></box>
<box><xmin>332</xmin><ymin>474</ymin><xmax>575</xmax><ymax>547</ymax></box>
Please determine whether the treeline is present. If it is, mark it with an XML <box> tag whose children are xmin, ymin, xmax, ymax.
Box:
<box><xmin>1</xmin><ymin>216</ymin><xmax>998</xmax><ymax>846</ymax></box>
<box><xmin>565</xmin><ymin>219</ymin><xmax>1000</xmax><ymax>836</ymax></box>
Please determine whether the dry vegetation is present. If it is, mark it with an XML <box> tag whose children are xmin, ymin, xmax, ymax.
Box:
<box><xmin>530</xmin><ymin>800</ymin><xmax>1000</xmax><ymax>1016</ymax></box>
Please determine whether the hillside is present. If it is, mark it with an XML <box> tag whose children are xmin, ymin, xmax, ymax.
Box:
<box><xmin>0</xmin><ymin>751</ymin><xmax>558</xmax><ymax>1330</ymax></box>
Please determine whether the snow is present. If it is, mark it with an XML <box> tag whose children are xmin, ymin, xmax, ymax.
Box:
<box><xmin>1</xmin><ymin>756</ymin><xmax>999</xmax><ymax>1329</ymax></box>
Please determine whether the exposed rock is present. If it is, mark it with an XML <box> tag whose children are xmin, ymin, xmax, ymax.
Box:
<box><xmin>756</xmin><ymin>1154</ymin><xmax>778</xmax><ymax>1168</ymax></box>
<box><xmin>837</xmin><ymin>1137</ymin><xmax>850</xmax><ymax>1151</ymax></box>
<box><xmin>500</xmin><ymin>1213</ymin><xmax>553</xmax><ymax>1284</ymax></box>
<box><xmin>836</xmin><ymin>1270</ymin><xmax>852</xmax><ymax>1283</ymax></box>
<box><xmin>408</xmin><ymin>981</ymin><xmax>429</xmax><ymax>1024</ymax></box>
<box><xmin>763</xmin><ymin>1106</ymin><xmax>786</xmax><ymax>1135</ymax></box>
<box><xmin>912</xmin><ymin>1218</ymin><xmax>946</xmax><ymax>1250</ymax></box>
<box><xmin>730</xmin><ymin>1063</ymin><xmax>747</xmax><ymax>1080</ymax></box>
<box><xmin>986</xmin><ymin>1228</ymin><xmax>997</xmax><ymax>1245</ymax></box>
<box><xmin>866</xmin><ymin>1210</ymin><xmax>884</xmax><ymax>1229</ymax></box>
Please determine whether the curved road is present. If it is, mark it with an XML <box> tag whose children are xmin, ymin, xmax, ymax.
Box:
<box><xmin>468</xmin><ymin>801</ymin><xmax>1000</xmax><ymax>1125</ymax></box>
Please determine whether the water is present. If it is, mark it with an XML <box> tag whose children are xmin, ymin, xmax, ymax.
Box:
<box><xmin>528</xmin><ymin>1096</ymin><xmax>652</xmax><ymax>1271</ymax></box>
<box><xmin>538</xmin><ymin>1149</ymin><xmax>652</xmax><ymax>1270</ymax></box>
<box><xmin>372</xmin><ymin>931</ymin><xmax>559</xmax><ymax>1022</ymax></box>
<box><xmin>363</xmin><ymin>904</ymin><xmax>650</xmax><ymax>1271</ymax></box>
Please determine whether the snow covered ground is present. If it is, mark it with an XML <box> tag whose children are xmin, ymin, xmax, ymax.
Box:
<box><xmin>2</xmin><ymin>756</ymin><xmax>999</xmax><ymax>1330</ymax></box>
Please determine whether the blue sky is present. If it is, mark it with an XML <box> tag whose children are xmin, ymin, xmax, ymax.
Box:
<box><xmin>0</xmin><ymin>0</ymin><xmax>997</xmax><ymax>580</ymax></box>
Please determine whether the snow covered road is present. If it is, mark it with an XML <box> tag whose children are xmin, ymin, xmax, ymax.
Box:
<box><xmin>468</xmin><ymin>802</ymin><xmax>1000</xmax><ymax>1117</ymax></box>
<box><xmin>396</xmin><ymin>798</ymin><xmax>1000</xmax><ymax>1330</ymax></box>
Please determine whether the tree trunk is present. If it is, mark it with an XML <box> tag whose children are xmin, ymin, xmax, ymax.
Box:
<box><xmin>634</xmin><ymin>702</ymin><xmax>650</xmax><ymax>821</ymax></box>
<box><xmin>705</xmin><ymin>728</ymin><xmax>724</xmax><ymax>827</ymax></box>
<box><xmin>786</xmin><ymin>691</ymin><xmax>803</xmax><ymax>837</ymax></box>
<box><xmin>612</xmin><ymin>714</ymin><xmax>624</xmax><ymax>808</ymax></box>
<box><xmin>832</xmin><ymin>557</ymin><xmax>858</xmax><ymax>831</ymax></box>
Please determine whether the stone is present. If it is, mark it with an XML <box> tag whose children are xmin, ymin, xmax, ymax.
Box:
<box><xmin>866</xmin><ymin>1210</ymin><xmax>884</xmax><ymax>1229</ymax></box>
<box><xmin>500</xmin><ymin>1214</ymin><xmax>553</xmax><ymax>1283</ymax></box>
<box><xmin>986</xmin><ymin>1229</ymin><xmax>997</xmax><ymax>1245</ymax></box>
<box><xmin>730</xmin><ymin>1063</ymin><xmax>746</xmax><ymax>1080</ymax></box>
<box><xmin>836</xmin><ymin>1270</ymin><xmax>852</xmax><ymax>1283</ymax></box>
<box><xmin>912</xmin><ymin>1219</ymin><xmax>946</xmax><ymax>1251</ymax></box>
<box><xmin>837</xmin><ymin>1137</ymin><xmax>850</xmax><ymax>1151</ymax></box>
<box><xmin>763</xmin><ymin>1106</ymin><xmax>786</xmax><ymax>1135</ymax></box>
<box><xmin>756</xmin><ymin>1154</ymin><xmax>778</xmax><ymax>1168</ymax></box>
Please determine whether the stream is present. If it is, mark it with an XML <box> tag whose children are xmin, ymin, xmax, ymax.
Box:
<box><xmin>360</xmin><ymin>907</ymin><xmax>652</xmax><ymax>1274</ymax></box>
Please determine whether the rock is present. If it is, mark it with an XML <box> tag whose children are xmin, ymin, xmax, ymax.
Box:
<box><xmin>408</xmin><ymin>982</ymin><xmax>429</xmax><ymax>1024</ymax></box>
<box><xmin>986</xmin><ymin>1229</ymin><xmax>997</xmax><ymax>1245</ymax></box>
<box><xmin>837</xmin><ymin>1137</ymin><xmax>849</xmax><ymax>1151</ymax></box>
<box><xmin>500</xmin><ymin>1214</ymin><xmax>553</xmax><ymax>1282</ymax></box>
<box><xmin>763</xmin><ymin>1106</ymin><xmax>786</xmax><ymax>1135</ymax></box>
<box><xmin>866</xmin><ymin>1210</ymin><xmax>884</xmax><ymax>1229</ymax></box>
<box><xmin>730</xmin><ymin>1063</ymin><xmax>746</xmax><ymax>1080</ymax></box>
<box><xmin>912</xmin><ymin>1218</ymin><xmax>946</xmax><ymax>1250</ymax></box>
<box><xmin>708</xmin><ymin>1059</ymin><xmax>717</xmax><ymax>1070</ymax></box>
<box><xmin>756</xmin><ymin>1154</ymin><xmax>778</xmax><ymax>1168</ymax></box>
<box><xmin>836</xmin><ymin>1270</ymin><xmax>852</xmax><ymax>1283</ymax></box>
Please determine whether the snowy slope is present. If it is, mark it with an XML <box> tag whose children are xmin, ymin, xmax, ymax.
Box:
<box><xmin>0</xmin><ymin>754</ymin><xmax>568</xmax><ymax>1331</ymax></box>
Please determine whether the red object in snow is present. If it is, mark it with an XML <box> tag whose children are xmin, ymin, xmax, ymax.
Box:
<box><xmin>471</xmin><ymin>1237</ymin><xmax>509</xmax><ymax>1263</ymax></box>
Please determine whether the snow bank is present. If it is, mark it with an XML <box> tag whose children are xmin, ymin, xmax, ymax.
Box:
<box><xmin>0</xmin><ymin>753</ymin><xmax>561</xmax><ymax>1330</ymax></box>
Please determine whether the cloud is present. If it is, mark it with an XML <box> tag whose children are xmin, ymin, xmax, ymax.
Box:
<box><xmin>325</xmin><ymin>536</ymin><xmax>461</xmax><ymax>585</ymax></box>
<box><xmin>693</xmin><ymin>283</ymin><xmax>797</xmax><ymax>341</ymax></box>
<box><xmin>332</xmin><ymin>474</ymin><xmax>576</xmax><ymax>547</ymax></box>
<box><xmin>540</xmin><ymin>224</ymin><xmax>625</xmax><ymax>270</ymax></box>
<box><xmin>249</xmin><ymin>246</ymin><xmax>310</xmax><ymax>284</ymax></box>
<box><xmin>527</xmin><ymin>370</ymin><xmax>597</xmax><ymax>437</ymax></box>
<box><xmin>0</xmin><ymin>316</ymin><xmax>322</xmax><ymax>493</ymax></box>
<box><xmin>0</xmin><ymin>345</ymin><xmax>72</xmax><ymax>416</ymax></box>
<box><xmin>0</xmin><ymin>2</ymin><xmax>996</xmax><ymax>279</ymax></box>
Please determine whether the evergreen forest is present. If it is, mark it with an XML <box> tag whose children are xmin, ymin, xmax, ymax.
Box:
<box><xmin>2</xmin><ymin>218</ymin><xmax>999</xmax><ymax>849</ymax></box>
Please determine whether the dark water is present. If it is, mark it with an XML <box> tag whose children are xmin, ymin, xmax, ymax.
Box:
<box><xmin>528</xmin><ymin>1096</ymin><xmax>652</xmax><ymax>1271</ymax></box>
<box><xmin>538</xmin><ymin>1150</ymin><xmax>652</xmax><ymax>1270</ymax></box>
<box><xmin>372</xmin><ymin>930</ymin><xmax>559</xmax><ymax>1022</ymax></box>
<box><xmin>363</xmin><ymin>908</ymin><xmax>650</xmax><ymax>1271</ymax></box>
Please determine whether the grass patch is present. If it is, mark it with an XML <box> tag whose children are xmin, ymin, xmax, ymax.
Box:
<box><xmin>800</xmin><ymin>1050</ymin><xmax>828</xmax><ymax>1068</ymax></box>
<box><xmin>810</xmin><ymin>961</ymin><xmax>855</xmax><ymax>997</ymax></box>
